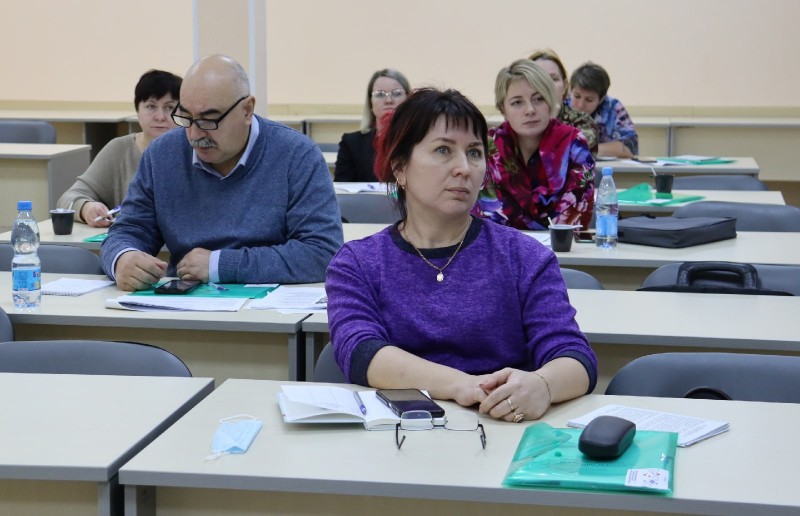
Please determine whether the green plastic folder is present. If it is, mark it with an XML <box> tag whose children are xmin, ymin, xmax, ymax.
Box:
<box><xmin>130</xmin><ymin>284</ymin><xmax>277</xmax><ymax>299</ymax></box>
<box><xmin>83</xmin><ymin>233</ymin><xmax>108</xmax><ymax>243</ymax></box>
<box><xmin>503</xmin><ymin>422</ymin><xmax>677</xmax><ymax>494</ymax></box>
<box><xmin>617</xmin><ymin>183</ymin><xmax>705</xmax><ymax>206</ymax></box>
<box><xmin>656</xmin><ymin>157</ymin><xmax>735</xmax><ymax>165</ymax></box>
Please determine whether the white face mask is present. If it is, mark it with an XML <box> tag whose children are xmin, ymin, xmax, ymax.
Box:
<box><xmin>205</xmin><ymin>414</ymin><xmax>263</xmax><ymax>462</ymax></box>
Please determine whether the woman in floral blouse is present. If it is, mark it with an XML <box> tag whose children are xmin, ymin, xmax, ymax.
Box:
<box><xmin>474</xmin><ymin>59</ymin><xmax>595</xmax><ymax>230</ymax></box>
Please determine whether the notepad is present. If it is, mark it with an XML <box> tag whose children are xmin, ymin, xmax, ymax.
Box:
<box><xmin>567</xmin><ymin>404</ymin><xmax>729</xmax><ymax>447</ymax></box>
<box><xmin>278</xmin><ymin>385</ymin><xmax>445</xmax><ymax>430</ymax></box>
<box><xmin>334</xmin><ymin>182</ymin><xmax>386</xmax><ymax>193</ymax></box>
<box><xmin>42</xmin><ymin>278</ymin><xmax>114</xmax><ymax>296</ymax></box>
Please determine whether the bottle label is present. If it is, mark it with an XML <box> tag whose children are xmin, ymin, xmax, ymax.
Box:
<box><xmin>12</xmin><ymin>268</ymin><xmax>41</xmax><ymax>291</ymax></box>
<box><xmin>596</xmin><ymin>214</ymin><xmax>618</xmax><ymax>237</ymax></box>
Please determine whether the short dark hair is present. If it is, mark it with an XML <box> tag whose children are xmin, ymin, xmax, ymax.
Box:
<box><xmin>374</xmin><ymin>88</ymin><xmax>488</xmax><ymax>221</ymax></box>
<box><xmin>569</xmin><ymin>62</ymin><xmax>610</xmax><ymax>99</ymax></box>
<box><xmin>134</xmin><ymin>69</ymin><xmax>182</xmax><ymax>110</ymax></box>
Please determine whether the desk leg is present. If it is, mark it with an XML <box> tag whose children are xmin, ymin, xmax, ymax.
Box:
<box><xmin>97</xmin><ymin>475</ymin><xmax>123</xmax><ymax>516</ymax></box>
<box><xmin>305</xmin><ymin>331</ymin><xmax>317</xmax><ymax>381</ymax></box>
<box><xmin>288</xmin><ymin>331</ymin><xmax>307</xmax><ymax>381</ymax></box>
<box><xmin>667</xmin><ymin>126</ymin><xmax>675</xmax><ymax>156</ymax></box>
<box><xmin>124</xmin><ymin>485</ymin><xmax>155</xmax><ymax>516</ymax></box>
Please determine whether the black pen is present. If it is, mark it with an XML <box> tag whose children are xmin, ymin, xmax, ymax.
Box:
<box><xmin>353</xmin><ymin>391</ymin><xmax>367</xmax><ymax>415</ymax></box>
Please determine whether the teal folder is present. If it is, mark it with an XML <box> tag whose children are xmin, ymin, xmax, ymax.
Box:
<box><xmin>130</xmin><ymin>283</ymin><xmax>277</xmax><ymax>299</ymax></box>
<box><xmin>617</xmin><ymin>183</ymin><xmax>705</xmax><ymax>206</ymax></box>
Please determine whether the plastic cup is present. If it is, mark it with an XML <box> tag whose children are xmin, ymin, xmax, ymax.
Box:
<box><xmin>654</xmin><ymin>174</ymin><xmax>674</xmax><ymax>194</ymax></box>
<box><xmin>549</xmin><ymin>224</ymin><xmax>574</xmax><ymax>252</ymax></box>
<box><xmin>50</xmin><ymin>209</ymin><xmax>75</xmax><ymax>235</ymax></box>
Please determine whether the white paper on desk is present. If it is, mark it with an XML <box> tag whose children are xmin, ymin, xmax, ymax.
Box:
<box><xmin>106</xmin><ymin>295</ymin><xmax>248</xmax><ymax>312</ymax></box>
<box><xmin>524</xmin><ymin>232</ymin><xmax>551</xmax><ymax>246</ymax></box>
<box><xmin>333</xmin><ymin>182</ymin><xmax>385</xmax><ymax>193</ymax></box>
<box><xmin>567</xmin><ymin>404</ymin><xmax>729</xmax><ymax>447</ymax></box>
<box><xmin>42</xmin><ymin>278</ymin><xmax>114</xmax><ymax>296</ymax></box>
<box><xmin>247</xmin><ymin>286</ymin><xmax>327</xmax><ymax>311</ymax></box>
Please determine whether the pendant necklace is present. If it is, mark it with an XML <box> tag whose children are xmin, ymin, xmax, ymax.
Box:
<box><xmin>402</xmin><ymin>220</ymin><xmax>471</xmax><ymax>283</ymax></box>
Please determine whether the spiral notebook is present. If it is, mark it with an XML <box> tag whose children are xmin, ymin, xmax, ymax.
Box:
<box><xmin>42</xmin><ymin>278</ymin><xmax>115</xmax><ymax>296</ymax></box>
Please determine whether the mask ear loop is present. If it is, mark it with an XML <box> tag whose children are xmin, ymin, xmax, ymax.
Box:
<box><xmin>205</xmin><ymin>414</ymin><xmax>261</xmax><ymax>462</ymax></box>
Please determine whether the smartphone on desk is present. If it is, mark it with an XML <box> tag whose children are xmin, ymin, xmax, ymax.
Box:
<box><xmin>154</xmin><ymin>279</ymin><xmax>202</xmax><ymax>295</ymax></box>
<box><xmin>376</xmin><ymin>389</ymin><xmax>446</xmax><ymax>418</ymax></box>
<box><xmin>574</xmin><ymin>229</ymin><xmax>596</xmax><ymax>243</ymax></box>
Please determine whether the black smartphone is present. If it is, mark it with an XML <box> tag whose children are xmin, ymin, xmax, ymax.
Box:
<box><xmin>574</xmin><ymin>230</ymin><xmax>596</xmax><ymax>243</ymax></box>
<box><xmin>376</xmin><ymin>389</ymin><xmax>446</xmax><ymax>418</ymax></box>
<box><xmin>154</xmin><ymin>279</ymin><xmax>202</xmax><ymax>295</ymax></box>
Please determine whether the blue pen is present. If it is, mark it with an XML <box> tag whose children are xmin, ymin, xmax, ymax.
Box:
<box><xmin>353</xmin><ymin>391</ymin><xmax>367</xmax><ymax>415</ymax></box>
<box><xmin>208</xmin><ymin>282</ymin><xmax>229</xmax><ymax>291</ymax></box>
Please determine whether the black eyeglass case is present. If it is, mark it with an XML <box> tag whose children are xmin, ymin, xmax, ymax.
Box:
<box><xmin>578</xmin><ymin>415</ymin><xmax>636</xmax><ymax>460</ymax></box>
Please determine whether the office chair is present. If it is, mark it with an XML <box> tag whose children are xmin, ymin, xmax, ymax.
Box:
<box><xmin>0</xmin><ymin>340</ymin><xmax>192</xmax><ymax>377</ymax></box>
<box><xmin>673</xmin><ymin>201</ymin><xmax>800</xmax><ymax>232</ymax></box>
<box><xmin>605</xmin><ymin>352</ymin><xmax>800</xmax><ymax>403</ymax></box>
<box><xmin>0</xmin><ymin>243</ymin><xmax>104</xmax><ymax>274</ymax></box>
<box><xmin>640</xmin><ymin>262</ymin><xmax>800</xmax><ymax>295</ymax></box>
<box><xmin>0</xmin><ymin>120</ymin><xmax>57</xmax><ymax>144</ymax></box>
<box><xmin>314</xmin><ymin>342</ymin><xmax>347</xmax><ymax>383</ymax></box>
<box><xmin>671</xmin><ymin>175</ymin><xmax>768</xmax><ymax>191</ymax></box>
<box><xmin>317</xmin><ymin>143</ymin><xmax>339</xmax><ymax>153</ymax></box>
<box><xmin>0</xmin><ymin>308</ymin><xmax>13</xmax><ymax>342</ymax></box>
<box><xmin>337</xmin><ymin>192</ymin><xmax>401</xmax><ymax>223</ymax></box>
<box><xmin>560</xmin><ymin>268</ymin><xmax>604</xmax><ymax>290</ymax></box>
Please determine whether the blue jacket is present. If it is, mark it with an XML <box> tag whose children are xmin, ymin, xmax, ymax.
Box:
<box><xmin>101</xmin><ymin>115</ymin><xmax>343</xmax><ymax>284</ymax></box>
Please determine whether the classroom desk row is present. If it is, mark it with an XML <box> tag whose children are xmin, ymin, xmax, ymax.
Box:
<box><xmin>5</xmin><ymin>220</ymin><xmax>800</xmax><ymax>292</ymax></box>
<box><xmin>5</xmin><ymin>374</ymin><xmax>800</xmax><ymax>516</ymax></box>
<box><xmin>303</xmin><ymin>289</ymin><xmax>800</xmax><ymax>391</ymax></box>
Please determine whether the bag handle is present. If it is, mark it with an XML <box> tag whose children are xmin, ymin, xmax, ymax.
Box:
<box><xmin>683</xmin><ymin>386</ymin><xmax>733</xmax><ymax>400</ymax></box>
<box><xmin>676</xmin><ymin>262</ymin><xmax>758</xmax><ymax>289</ymax></box>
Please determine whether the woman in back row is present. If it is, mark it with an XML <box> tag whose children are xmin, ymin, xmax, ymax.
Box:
<box><xmin>57</xmin><ymin>69</ymin><xmax>182</xmax><ymax>227</ymax></box>
<box><xmin>475</xmin><ymin>59</ymin><xmax>595</xmax><ymax>230</ymax></box>
<box><xmin>333</xmin><ymin>68</ymin><xmax>410</xmax><ymax>182</ymax></box>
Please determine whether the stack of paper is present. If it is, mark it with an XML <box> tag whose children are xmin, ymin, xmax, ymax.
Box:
<box><xmin>567</xmin><ymin>404</ymin><xmax>729</xmax><ymax>447</ymax></box>
<box><xmin>333</xmin><ymin>182</ymin><xmax>385</xmax><ymax>193</ymax></box>
<box><xmin>247</xmin><ymin>286</ymin><xmax>327</xmax><ymax>313</ymax></box>
<box><xmin>106</xmin><ymin>295</ymin><xmax>248</xmax><ymax>312</ymax></box>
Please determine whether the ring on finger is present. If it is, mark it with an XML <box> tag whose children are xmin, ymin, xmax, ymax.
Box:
<box><xmin>513</xmin><ymin>412</ymin><xmax>525</xmax><ymax>423</ymax></box>
<box><xmin>506</xmin><ymin>398</ymin><xmax>516</xmax><ymax>412</ymax></box>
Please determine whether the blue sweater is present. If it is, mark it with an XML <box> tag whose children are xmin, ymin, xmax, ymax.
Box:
<box><xmin>101</xmin><ymin>116</ymin><xmax>343</xmax><ymax>283</ymax></box>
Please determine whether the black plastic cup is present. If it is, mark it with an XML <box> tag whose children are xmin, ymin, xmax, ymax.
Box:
<box><xmin>654</xmin><ymin>174</ymin><xmax>674</xmax><ymax>194</ymax></box>
<box><xmin>549</xmin><ymin>224</ymin><xmax>574</xmax><ymax>252</ymax></box>
<box><xmin>51</xmin><ymin>209</ymin><xmax>75</xmax><ymax>235</ymax></box>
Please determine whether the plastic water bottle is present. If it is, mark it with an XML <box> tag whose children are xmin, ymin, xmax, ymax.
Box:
<box><xmin>595</xmin><ymin>167</ymin><xmax>618</xmax><ymax>249</ymax></box>
<box><xmin>11</xmin><ymin>200</ymin><xmax>41</xmax><ymax>310</ymax></box>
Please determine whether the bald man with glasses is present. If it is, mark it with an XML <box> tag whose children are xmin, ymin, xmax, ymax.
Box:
<box><xmin>102</xmin><ymin>54</ymin><xmax>343</xmax><ymax>290</ymax></box>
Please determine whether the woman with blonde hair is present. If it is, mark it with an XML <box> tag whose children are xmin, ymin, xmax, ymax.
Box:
<box><xmin>475</xmin><ymin>59</ymin><xmax>595</xmax><ymax>230</ymax></box>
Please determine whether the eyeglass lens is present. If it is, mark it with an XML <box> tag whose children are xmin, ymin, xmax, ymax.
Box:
<box><xmin>372</xmin><ymin>89</ymin><xmax>406</xmax><ymax>100</ymax></box>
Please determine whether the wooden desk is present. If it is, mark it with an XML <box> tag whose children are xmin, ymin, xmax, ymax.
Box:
<box><xmin>0</xmin><ymin>272</ymin><xmax>311</xmax><ymax>382</ymax></box>
<box><xmin>601</xmin><ymin>157</ymin><xmax>760</xmax><ymax>189</ymax></box>
<box><xmin>120</xmin><ymin>379</ymin><xmax>800</xmax><ymax>516</ymax></box>
<box><xmin>0</xmin><ymin>218</ymin><xmax>105</xmax><ymax>250</ymax></box>
<box><xmin>555</xmin><ymin>231</ymin><xmax>800</xmax><ymax>290</ymax></box>
<box><xmin>0</xmin><ymin>109</ymin><xmax>134</xmax><ymax>159</ymax></box>
<box><xmin>302</xmin><ymin>290</ymin><xmax>800</xmax><ymax>390</ymax></box>
<box><xmin>0</xmin><ymin>143</ymin><xmax>90</xmax><ymax>227</ymax></box>
<box><xmin>0</xmin><ymin>373</ymin><xmax>212</xmax><ymax>516</ymax></box>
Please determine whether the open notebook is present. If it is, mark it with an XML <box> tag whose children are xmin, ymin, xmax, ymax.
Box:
<box><xmin>278</xmin><ymin>385</ymin><xmax>443</xmax><ymax>430</ymax></box>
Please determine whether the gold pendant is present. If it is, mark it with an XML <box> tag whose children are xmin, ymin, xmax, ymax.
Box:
<box><xmin>436</xmin><ymin>272</ymin><xmax>444</xmax><ymax>282</ymax></box>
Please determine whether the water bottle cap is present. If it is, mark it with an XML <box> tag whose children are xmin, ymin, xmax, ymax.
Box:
<box><xmin>17</xmin><ymin>201</ymin><xmax>32</xmax><ymax>211</ymax></box>
<box><xmin>601</xmin><ymin>167</ymin><xmax>613</xmax><ymax>176</ymax></box>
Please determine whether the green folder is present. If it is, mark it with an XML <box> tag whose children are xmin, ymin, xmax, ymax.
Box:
<box><xmin>617</xmin><ymin>183</ymin><xmax>705</xmax><ymax>206</ymax></box>
<box><xmin>130</xmin><ymin>283</ymin><xmax>277</xmax><ymax>299</ymax></box>
<box><xmin>504</xmin><ymin>422</ymin><xmax>677</xmax><ymax>494</ymax></box>
<box><xmin>83</xmin><ymin>233</ymin><xmax>108</xmax><ymax>243</ymax></box>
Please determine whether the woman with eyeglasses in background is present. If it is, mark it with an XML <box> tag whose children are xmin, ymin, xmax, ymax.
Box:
<box><xmin>333</xmin><ymin>69</ymin><xmax>410</xmax><ymax>182</ymax></box>
<box><xmin>57</xmin><ymin>69</ymin><xmax>182</xmax><ymax>227</ymax></box>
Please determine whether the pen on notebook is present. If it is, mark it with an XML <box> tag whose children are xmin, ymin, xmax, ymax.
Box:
<box><xmin>93</xmin><ymin>205</ymin><xmax>121</xmax><ymax>223</ymax></box>
<box><xmin>353</xmin><ymin>391</ymin><xmax>367</xmax><ymax>415</ymax></box>
<box><xmin>208</xmin><ymin>282</ymin><xmax>229</xmax><ymax>291</ymax></box>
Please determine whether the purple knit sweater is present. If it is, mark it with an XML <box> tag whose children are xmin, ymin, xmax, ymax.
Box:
<box><xmin>325</xmin><ymin>217</ymin><xmax>597</xmax><ymax>390</ymax></box>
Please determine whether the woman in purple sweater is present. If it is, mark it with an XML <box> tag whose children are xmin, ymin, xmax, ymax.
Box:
<box><xmin>326</xmin><ymin>88</ymin><xmax>596</xmax><ymax>423</ymax></box>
